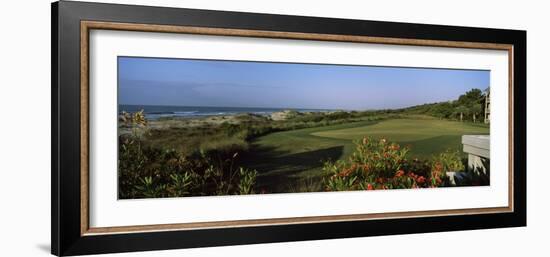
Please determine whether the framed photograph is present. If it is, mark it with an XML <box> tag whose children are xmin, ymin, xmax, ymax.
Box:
<box><xmin>52</xmin><ymin>1</ymin><xmax>526</xmax><ymax>256</ymax></box>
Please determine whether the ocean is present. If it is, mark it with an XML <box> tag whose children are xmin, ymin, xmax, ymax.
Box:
<box><xmin>119</xmin><ymin>105</ymin><xmax>333</xmax><ymax>120</ymax></box>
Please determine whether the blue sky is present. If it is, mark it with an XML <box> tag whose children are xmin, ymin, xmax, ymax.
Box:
<box><xmin>118</xmin><ymin>57</ymin><xmax>489</xmax><ymax>110</ymax></box>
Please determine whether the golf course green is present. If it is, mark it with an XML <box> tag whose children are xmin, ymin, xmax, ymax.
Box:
<box><xmin>242</xmin><ymin>117</ymin><xmax>489</xmax><ymax>192</ymax></box>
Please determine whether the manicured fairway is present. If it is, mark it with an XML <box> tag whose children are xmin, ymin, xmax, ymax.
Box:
<box><xmin>241</xmin><ymin>117</ymin><xmax>489</xmax><ymax>193</ymax></box>
<box><xmin>312</xmin><ymin>118</ymin><xmax>489</xmax><ymax>158</ymax></box>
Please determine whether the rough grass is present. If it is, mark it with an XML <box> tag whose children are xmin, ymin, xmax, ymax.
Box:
<box><xmin>241</xmin><ymin>118</ymin><xmax>489</xmax><ymax>193</ymax></box>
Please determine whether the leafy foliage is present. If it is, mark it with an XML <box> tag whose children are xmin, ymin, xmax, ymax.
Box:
<box><xmin>402</xmin><ymin>88</ymin><xmax>488</xmax><ymax>122</ymax></box>
<box><xmin>118</xmin><ymin>110</ymin><xmax>258</xmax><ymax>199</ymax></box>
<box><xmin>323</xmin><ymin>137</ymin><xmax>466</xmax><ymax>191</ymax></box>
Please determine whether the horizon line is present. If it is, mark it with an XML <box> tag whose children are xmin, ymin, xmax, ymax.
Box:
<box><xmin>118</xmin><ymin>102</ymin><xmax>450</xmax><ymax>112</ymax></box>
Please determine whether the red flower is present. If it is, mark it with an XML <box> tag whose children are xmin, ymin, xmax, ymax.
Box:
<box><xmin>395</xmin><ymin>170</ymin><xmax>405</xmax><ymax>177</ymax></box>
<box><xmin>416</xmin><ymin>176</ymin><xmax>426</xmax><ymax>184</ymax></box>
<box><xmin>367</xmin><ymin>184</ymin><xmax>374</xmax><ymax>190</ymax></box>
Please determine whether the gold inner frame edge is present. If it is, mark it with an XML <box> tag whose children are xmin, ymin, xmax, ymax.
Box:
<box><xmin>80</xmin><ymin>20</ymin><xmax>515</xmax><ymax>236</ymax></box>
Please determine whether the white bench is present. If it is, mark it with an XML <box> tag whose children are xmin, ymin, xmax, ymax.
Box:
<box><xmin>462</xmin><ymin>135</ymin><xmax>490</xmax><ymax>173</ymax></box>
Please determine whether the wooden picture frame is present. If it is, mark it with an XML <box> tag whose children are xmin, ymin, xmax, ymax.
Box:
<box><xmin>52</xmin><ymin>1</ymin><xmax>526</xmax><ymax>256</ymax></box>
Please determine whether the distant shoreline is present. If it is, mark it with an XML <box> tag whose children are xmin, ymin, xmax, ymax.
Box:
<box><xmin>119</xmin><ymin>104</ymin><xmax>338</xmax><ymax>120</ymax></box>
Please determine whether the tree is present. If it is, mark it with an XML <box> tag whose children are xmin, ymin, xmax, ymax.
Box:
<box><xmin>454</xmin><ymin>105</ymin><xmax>468</xmax><ymax>122</ymax></box>
<box><xmin>455</xmin><ymin>89</ymin><xmax>485</xmax><ymax>122</ymax></box>
<box><xmin>400</xmin><ymin>88</ymin><xmax>488</xmax><ymax>122</ymax></box>
<box><xmin>458</xmin><ymin>89</ymin><xmax>483</xmax><ymax>106</ymax></box>
<box><xmin>432</xmin><ymin>102</ymin><xmax>454</xmax><ymax>119</ymax></box>
<box><xmin>470</xmin><ymin>103</ymin><xmax>482</xmax><ymax>123</ymax></box>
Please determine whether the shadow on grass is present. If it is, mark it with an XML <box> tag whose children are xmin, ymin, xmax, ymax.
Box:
<box><xmin>398</xmin><ymin>135</ymin><xmax>461</xmax><ymax>159</ymax></box>
<box><xmin>240</xmin><ymin>144</ymin><xmax>344</xmax><ymax>193</ymax></box>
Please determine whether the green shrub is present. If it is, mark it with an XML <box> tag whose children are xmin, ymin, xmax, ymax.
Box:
<box><xmin>118</xmin><ymin>110</ymin><xmax>259</xmax><ymax>199</ymax></box>
<box><xmin>431</xmin><ymin>150</ymin><xmax>465</xmax><ymax>186</ymax></box>
<box><xmin>285</xmin><ymin>178</ymin><xmax>324</xmax><ymax>193</ymax></box>
<box><xmin>237</xmin><ymin>167</ymin><xmax>258</xmax><ymax>194</ymax></box>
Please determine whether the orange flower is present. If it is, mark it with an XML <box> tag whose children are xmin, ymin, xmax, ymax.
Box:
<box><xmin>338</xmin><ymin>168</ymin><xmax>352</xmax><ymax>177</ymax></box>
<box><xmin>390</xmin><ymin>144</ymin><xmax>400</xmax><ymax>151</ymax></box>
<box><xmin>395</xmin><ymin>170</ymin><xmax>405</xmax><ymax>177</ymax></box>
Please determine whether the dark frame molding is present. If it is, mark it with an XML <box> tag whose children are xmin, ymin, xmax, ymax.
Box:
<box><xmin>52</xmin><ymin>1</ymin><xmax>526</xmax><ymax>256</ymax></box>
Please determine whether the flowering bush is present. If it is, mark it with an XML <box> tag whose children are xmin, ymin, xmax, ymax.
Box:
<box><xmin>323</xmin><ymin>137</ymin><xmax>459</xmax><ymax>191</ymax></box>
<box><xmin>431</xmin><ymin>150</ymin><xmax>465</xmax><ymax>187</ymax></box>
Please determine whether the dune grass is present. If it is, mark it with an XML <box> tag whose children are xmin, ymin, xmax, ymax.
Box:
<box><xmin>241</xmin><ymin>117</ymin><xmax>488</xmax><ymax>192</ymax></box>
